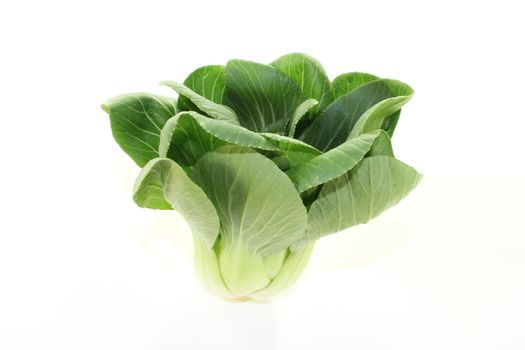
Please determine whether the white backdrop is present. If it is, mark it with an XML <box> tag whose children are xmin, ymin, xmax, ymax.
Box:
<box><xmin>1</xmin><ymin>1</ymin><xmax>524</xmax><ymax>349</ymax></box>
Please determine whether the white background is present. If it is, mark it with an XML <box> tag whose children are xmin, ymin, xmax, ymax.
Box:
<box><xmin>1</xmin><ymin>0</ymin><xmax>524</xmax><ymax>349</ymax></box>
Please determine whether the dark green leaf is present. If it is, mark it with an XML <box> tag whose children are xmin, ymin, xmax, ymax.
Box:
<box><xmin>102</xmin><ymin>93</ymin><xmax>177</xmax><ymax>167</ymax></box>
<box><xmin>271</xmin><ymin>53</ymin><xmax>334</xmax><ymax>115</ymax></box>
<box><xmin>224</xmin><ymin>59</ymin><xmax>304</xmax><ymax>133</ymax></box>
<box><xmin>301</xmin><ymin>79</ymin><xmax>412</xmax><ymax>151</ymax></box>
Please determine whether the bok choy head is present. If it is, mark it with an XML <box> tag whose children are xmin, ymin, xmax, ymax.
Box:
<box><xmin>102</xmin><ymin>53</ymin><xmax>421</xmax><ymax>302</ymax></box>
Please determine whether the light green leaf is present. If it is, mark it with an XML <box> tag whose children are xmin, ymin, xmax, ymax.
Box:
<box><xmin>176</xmin><ymin>65</ymin><xmax>226</xmax><ymax>111</ymax></box>
<box><xmin>368</xmin><ymin>130</ymin><xmax>394</xmax><ymax>157</ymax></box>
<box><xmin>190</xmin><ymin>145</ymin><xmax>308</xmax><ymax>256</ymax></box>
<box><xmin>133</xmin><ymin>158</ymin><xmax>220</xmax><ymax>248</ymax></box>
<box><xmin>102</xmin><ymin>93</ymin><xmax>177</xmax><ymax>167</ymax></box>
<box><xmin>224</xmin><ymin>59</ymin><xmax>304</xmax><ymax>133</ymax></box>
<box><xmin>306</xmin><ymin>156</ymin><xmax>422</xmax><ymax>241</ymax></box>
<box><xmin>332</xmin><ymin>72</ymin><xmax>380</xmax><ymax>98</ymax></box>
<box><xmin>159</xmin><ymin>111</ymin><xmax>277</xmax><ymax>166</ymax></box>
<box><xmin>288</xmin><ymin>98</ymin><xmax>318</xmax><ymax>137</ymax></box>
<box><xmin>161</xmin><ymin>81</ymin><xmax>239</xmax><ymax>125</ymax></box>
<box><xmin>260</xmin><ymin>133</ymin><xmax>321</xmax><ymax>168</ymax></box>
<box><xmin>250</xmin><ymin>242</ymin><xmax>315</xmax><ymax>300</ymax></box>
<box><xmin>286</xmin><ymin>131</ymin><xmax>381</xmax><ymax>193</ymax></box>
<box><xmin>349</xmin><ymin>80</ymin><xmax>413</xmax><ymax>138</ymax></box>
<box><xmin>271</xmin><ymin>53</ymin><xmax>334</xmax><ymax>115</ymax></box>
<box><xmin>301</xmin><ymin>79</ymin><xmax>411</xmax><ymax>151</ymax></box>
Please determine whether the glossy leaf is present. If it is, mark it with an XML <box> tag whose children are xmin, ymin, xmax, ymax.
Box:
<box><xmin>271</xmin><ymin>53</ymin><xmax>334</xmax><ymax>115</ymax></box>
<box><xmin>224</xmin><ymin>59</ymin><xmax>304</xmax><ymax>133</ymax></box>
<box><xmin>133</xmin><ymin>157</ymin><xmax>220</xmax><ymax>248</ymax></box>
<box><xmin>190</xmin><ymin>145</ymin><xmax>307</xmax><ymax>256</ymax></box>
<box><xmin>161</xmin><ymin>81</ymin><xmax>239</xmax><ymax>125</ymax></box>
<box><xmin>102</xmin><ymin>93</ymin><xmax>177</xmax><ymax>167</ymax></box>
<box><xmin>306</xmin><ymin>156</ymin><xmax>422</xmax><ymax>241</ymax></box>
<box><xmin>286</xmin><ymin>131</ymin><xmax>381</xmax><ymax>193</ymax></box>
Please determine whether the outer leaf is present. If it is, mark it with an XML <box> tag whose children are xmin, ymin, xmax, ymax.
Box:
<box><xmin>287</xmin><ymin>98</ymin><xmax>318</xmax><ymax>137</ymax></box>
<box><xmin>271</xmin><ymin>53</ymin><xmax>334</xmax><ymax>115</ymax></box>
<box><xmin>102</xmin><ymin>93</ymin><xmax>177</xmax><ymax>167</ymax></box>
<box><xmin>133</xmin><ymin>158</ymin><xmax>220</xmax><ymax>248</ymax></box>
<box><xmin>190</xmin><ymin>145</ymin><xmax>308</xmax><ymax>256</ymax></box>
<box><xmin>159</xmin><ymin>111</ymin><xmax>277</xmax><ymax>166</ymax></box>
<box><xmin>224</xmin><ymin>59</ymin><xmax>304</xmax><ymax>133</ymax></box>
<box><xmin>176</xmin><ymin>65</ymin><xmax>226</xmax><ymax>111</ymax></box>
<box><xmin>368</xmin><ymin>130</ymin><xmax>394</xmax><ymax>157</ymax></box>
<box><xmin>161</xmin><ymin>81</ymin><xmax>239</xmax><ymax>125</ymax></box>
<box><xmin>306</xmin><ymin>156</ymin><xmax>422</xmax><ymax>241</ymax></box>
<box><xmin>249</xmin><ymin>242</ymin><xmax>315</xmax><ymax>300</ymax></box>
<box><xmin>286</xmin><ymin>131</ymin><xmax>381</xmax><ymax>193</ymax></box>
<box><xmin>260</xmin><ymin>133</ymin><xmax>321</xmax><ymax>167</ymax></box>
<box><xmin>349</xmin><ymin>80</ymin><xmax>413</xmax><ymax>138</ymax></box>
<box><xmin>332</xmin><ymin>72</ymin><xmax>380</xmax><ymax>98</ymax></box>
<box><xmin>301</xmin><ymin>79</ymin><xmax>411</xmax><ymax>151</ymax></box>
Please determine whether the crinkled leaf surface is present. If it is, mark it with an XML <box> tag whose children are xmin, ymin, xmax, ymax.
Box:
<box><xmin>332</xmin><ymin>72</ymin><xmax>380</xmax><ymax>98</ymax></box>
<box><xmin>301</xmin><ymin>79</ymin><xmax>412</xmax><ymax>151</ymax></box>
<box><xmin>306</xmin><ymin>156</ymin><xmax>421</xmax><ymax>241</ymax></box>
<box><xmin>159</xmin><ymin>112</ymin><xmax>276</xmax><ymax>166</ymax></box>
<box><xmin>161</xmin><ymin>81</ymin><xmax>239</xmax><ymax>125</ymax></box>
<box><xmin>286</xmin><ymin>131</ymin><xmax>381</xmax><ymax>193</ymax></box>
<box><xmin>102</xmin><ymin>93</ymin><xmax>177</xmax><ymax>167</ymax></box>
<box><xmin>271</xmin><ymin>53</ymin><xmax>334</xmax><ymax>115</ymax></box>
<box><xmin>224</xmin><ymin>59</ymin><xmax>304</xmax><ymax>133</ymax></box>
<box><xmin>190</xmin><ymin>145</ymin><xmax>307</xmax><ymax>256</ymax></box>
<box><xmin>133</xmin><ymin>158</ymin><xmax>220</xmax><ymax>248</ymax></box>
<box><xmin>176</xmin><ymin>65</ymin><xmax>226</xmax><ymax>111</ymax></box>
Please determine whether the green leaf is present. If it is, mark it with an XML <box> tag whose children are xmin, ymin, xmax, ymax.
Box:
<box><xmin>287</xmin><ymin>98</ymin><xmax>318</xmax><ymax>137</ymax></box>
<box><xmin>349</xmin><ymin>80</ymin><xmax>413</xmax><ymax>138</ymax></box>
<box><xmin>190</xmin><ymin>145</ymin><xmax>308</xmax><ymax>256</ymax></box>
<box><xmin>161</xmin><ymin>81</ymin><xmax>239</xmax><ymax>125</ymax></box>
<box><xmin>250</xmin><ymin>242</ymin><xmax>315</xmax><ymax>300</ymax></box>
<box><xmin>367</xmin><ymin>130</ymin><xmax>394</xmax><ymax>157</ymax></box>
<box><xmin>133</xmin><ymin>158</ymin><xmax>220</xmax><ymax>248</ymax></box>
<box><xmin>306</xmin><ymin>156</ymin><xmax>422</xmax><ymax>241</ymax></box>
<box><xmin>301</xmin><ymin>79</ymin><xmax>411</xmax><ymax>151</ymax></box>
<box><xmin>260</xmin><ymin>133</ymin><xmax>321</xmax><ymax>167</ymax></box>
<box><xmin>271</xmin><ymin>53</ymin><xmax>334</xmax><ymax>115</ymax></box>
<box><xmin>286</xmin><ymin>131</ymin><xmax>381</xmax><ymax>193</ymax></box>
<box><xmin>176</xmin><ymin>65</ymin><xmax>226</xmax><ymax>111</ymax></box>
<box><xmin>159</xmin><ymin>111</ymin><xmax>277</xmax><ymax>166</ymax></box>
<box><xmin>224</xmin><ymin>59</ymin><xmax>304</xmax><ymax>133</ymax></box>
<box><xmin>102</xmin><ymin>93</ymin><xmax>177</xmax><ymax>167</ymax></box>
<box><xmin>332</xmin><ymin>72</ymin><xmax>380</xmax><ymax>98</ymax></box>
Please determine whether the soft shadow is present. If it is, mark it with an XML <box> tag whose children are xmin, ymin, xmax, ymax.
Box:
<box><xmin>312</xmin><ymin>219</ymin><xmax>413</xmax><ymax>272</ymax></box>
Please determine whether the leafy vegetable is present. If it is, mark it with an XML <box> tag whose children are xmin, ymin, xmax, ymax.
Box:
<box><xmin>103</xmin><ymin>53</ymin><xmax>421</xmax><ymax>302</ymax></box>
